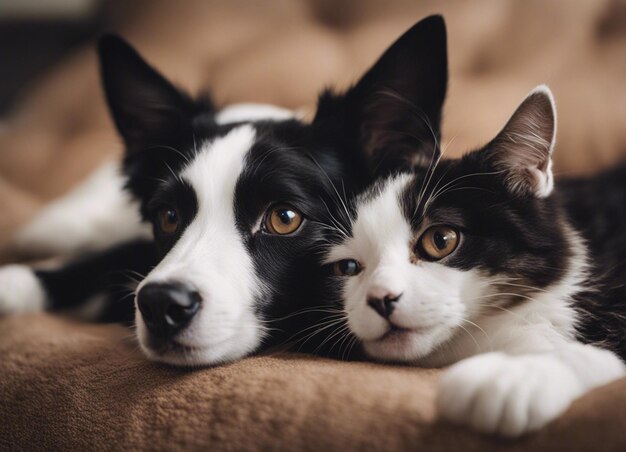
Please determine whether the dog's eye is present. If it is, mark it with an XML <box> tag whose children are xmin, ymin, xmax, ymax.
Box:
<box><xmin>333</xmin><ymin>259</ymin><xmax>362</xmax><ymax>277</ymax></box>
<box><xmin>418</xmin><ymin>226</ymin><xmax>459</xmax><ymax>260</ymax></box>
<box><xmin>265</xmin><ymin>204</ymin><xmax>303</xmax><ymax>235</ymax></box>
<box><xmin>158</xmin><ymin>207</ymin><xmax>180</xmax><ymax>234</ymax></box>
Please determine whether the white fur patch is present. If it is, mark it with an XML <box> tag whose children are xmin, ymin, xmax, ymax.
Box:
<box><xmin>215</xmin><ymin>103</ymin><xmax>296</xmax><ymax>124</ymax></box>
<box><xmin>0</xmin><ymin>265</ymin><xmax>47</xmax><ymax>314</ymax></box>
<box><xmin>135</xmin><ymin>125</ymin><xmax>265</xmax><ymax>366</ymax></box>
<box><xmin>437</xmin><ymin>340</ymin><xmax>625</xmax><ymax>436</ymax></box>
<box><xmin>437</xmin><ymin>352</ymin><xmax>583</xmax><ymax>436</ymax></box>
<box><xmin>10</xmin><ymin>161</ymin><xmax>151</xmax><ymax>257</ymax></box>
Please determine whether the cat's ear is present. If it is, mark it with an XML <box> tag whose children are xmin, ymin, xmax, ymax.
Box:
<box><xmin>314</xmin><ymin>15</ymin><xmax>448</xmax><ymax>177</ymax></box>
<box><xmin>98</xmin><ymin>34</ymin><xmax>201</xmax><ymax>152</ymax></box>
<box><xmin>485</xmin><ymin>85</ymin><xmax>557</xmax><ymax>198</ymax></box>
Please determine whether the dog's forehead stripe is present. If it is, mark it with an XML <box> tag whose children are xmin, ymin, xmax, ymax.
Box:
<box><xmin>182</xmin><ymin>125</ymin><xmax>256</xmax><ymax>206</ymax></box>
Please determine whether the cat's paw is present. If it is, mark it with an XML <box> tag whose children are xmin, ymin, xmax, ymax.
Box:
<box><xmin>0</xmin><ymin>265</ymin><xmax>47</xmax><ymax>315</ymax></box>
<box><xmin>437</xmin><ymin>352</ymin><xmax>583</xmax><ymax>437</ymax></box>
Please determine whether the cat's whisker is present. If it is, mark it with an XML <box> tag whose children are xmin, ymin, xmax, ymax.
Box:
<box><xmin>294</xmin><ymin>319</ymin><xmax>347</xmax><ymax>352</ymax></box>
<box><xmin>456</xmin><ymin>322</ymin><xmax>483</xmax><ymax>352</ymax></box>
<box><xmin>124</xmin><ymin>269</ymin><xmax>147</xmax><ymax>280</ymax></box>
<box><xmin>472</xmin><ymin>292</ymin><xmax>538</xmax><ymax>304</ymax></box>
<box><xmin>421</xmin><ymin>170</ymin><xmax>504</xmax><ymax>213</ymax></box>
<box><xmin>460</xmin><ymin>318</ymin><xmax>491</xmax><ymax>345</ymax></box>
<box><xmin>414</xmin><ymin>135</ymin><xmax>447</xmax><ymax>217</ymax></box>
<box><xmin>336</xmin><ymin>330</ymin><xmax>357</xmax><ymax>360</ymax></box>
<box><xmin>336</xmin><ymin>331</ymin><xmax>356</xmax><ymax>359</ymax></box>
<box><xmin>491</xmin><ymin>281</ymin><xmax>550</xmax><ymax>294</ymax></box>
<box><xmin>268</xmin><ymin>308</ymin><xmax>344</xmax><ymax>323</ymax></box>
<box><xmin>315</xmin><ymin>322</ymin><xmax>350</xmax><ymax>354</ymax></box>
<box><xmin>424</xmin><ymin>185</ymin><xmax>497</xmax><ymax>209</ymax></box>
<box><xmin>278</xmin><ymin>315</ymin><xmax>346</xmax><ymax>345</ymax></box>
<box><xmin>345</xmin><ymin>335</ymin><xmax>360</xmax><ymax>361</ymax></box>
<box><xmin>473</xmin><ymin>302</ymin><xmax>535</xmax><ymax>327</ymax></box>
<box><xmin>418</xmin><ymin>137</ymin><xmax>457</xmax><ymax>211</ymax></box>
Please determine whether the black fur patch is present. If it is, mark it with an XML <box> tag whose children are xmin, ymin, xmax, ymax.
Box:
<box><xmin>398</xmin><ymin>155</ymin><xmax>570</xmax><ymax>290</ymax></box>
<box><xmin>36</xmin><ymin>239</ymin><xmax>157</xmax><ymax>323</ymax></box>
<box><xmin>559</xmin><ymin>166</ymin><xmax>626</xmax><ymax>360</ymax></box>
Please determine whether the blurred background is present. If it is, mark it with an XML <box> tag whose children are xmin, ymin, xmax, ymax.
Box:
<box><xmin>0</xmin><ymin>0</ymin><xmax>625</xmax><ymax>251</ymax></box>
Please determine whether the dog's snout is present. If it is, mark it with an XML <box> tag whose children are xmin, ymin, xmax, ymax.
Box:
<box><xmin>367</xmin><ymin>292</ymin><xmax>401</xmax><ymax>319</ymax></box>
<box><xmin>137</xmin><ymin>282</ymin><xmax>201</xmax><ymax>340</ymax></box>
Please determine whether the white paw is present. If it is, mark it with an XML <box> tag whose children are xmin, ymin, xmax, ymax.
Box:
<box><xmin>437</xmin><ymin>352</ymin><xmax>583</xmax><ymax>437</ymax></box>
<box><xmin>0</xmin><ymin>265</ymin><xmax>47</xmax><ymax>315</ymax></box>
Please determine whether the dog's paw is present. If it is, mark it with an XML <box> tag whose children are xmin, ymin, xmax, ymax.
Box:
<box><xmin>437</xmin><ymin>352</ymin><xmax>583</xmax><ymax>437</ymax></box>
<box><xmin>0</xmin><ymin>265</ymin><xmax>47</xmax><ymax>315</ymax></box>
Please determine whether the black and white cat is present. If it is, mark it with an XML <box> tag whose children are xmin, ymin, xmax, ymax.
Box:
<box><xmin>325</xmin><ymin>82</ymin><xmax>626</xmax><ymax>436</ymax></box>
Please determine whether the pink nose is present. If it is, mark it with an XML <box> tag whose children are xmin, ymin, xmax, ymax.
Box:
<box><xmin>366</xmin><ymin>288</ymin><xmax>401</xmax><ymax>319</ymax></box>
<box><xmin>367</xmin><ymin>287</ymin><xmax>398</xmax><ymax>301</ymax></box>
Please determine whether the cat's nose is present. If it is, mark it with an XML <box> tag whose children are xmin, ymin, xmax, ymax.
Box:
<box><xmin>367</xmin><ymin>291</ymin><xmax>401</xmax><ymax>319</ymax></box>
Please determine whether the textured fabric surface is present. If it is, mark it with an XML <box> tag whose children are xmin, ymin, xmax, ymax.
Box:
<box><xmin>1</xmin><ymin>1</ymin><xmax>626</xmax><ymax>450</ymax></box>
<box><xmin>1</xmin><ymin>315</ymin><xmax>626</xmax><ymax>451</ymax></box>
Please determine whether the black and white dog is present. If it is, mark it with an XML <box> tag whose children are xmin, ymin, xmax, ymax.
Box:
<box><xmin>0</xmin><ymin>17</ymin><xmax>448</xmax><ymax>367</ymax></box>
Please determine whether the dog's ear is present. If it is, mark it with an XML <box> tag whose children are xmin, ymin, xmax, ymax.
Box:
<box><xmin>481</xmin><ymin>85</ymin><xmax>557</xmax><ymax>198</ymax></box>
<box><xmin>98</xmin><ymin>35</ymin><xmax>200</xmax><ymax>152</ymax></box>
<box><xmin>98</xmin><ymin>35</ymin><xmax>212</xmax><ymax>204</ymax></box>
<box><xmin>314</xmin><ymin>15</ymin><xmax>448</xmax><ymax>177</ymax></box>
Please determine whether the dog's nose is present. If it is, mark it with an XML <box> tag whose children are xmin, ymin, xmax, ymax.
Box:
<box><xmin>367</xmin><ymin>292</ymin><xmax>401</xmax><ymax>319</ymax></box>
<box><xmin>137</xmin><ymin>282</ymin><xmax>201</xmax><ymax>340</ymax></box>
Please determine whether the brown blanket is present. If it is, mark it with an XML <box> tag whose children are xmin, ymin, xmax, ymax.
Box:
<box><xmin>2</xmin><ymin>314</ymin><xmax>626</xmax><ymax>451</ymax></box>
<box><xmin>1</xmin><ymin>1</ymin><xmax>626</xmax><ymax>450</ymax></box>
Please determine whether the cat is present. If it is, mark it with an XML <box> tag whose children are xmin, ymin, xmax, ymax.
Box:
<box><xmin>323</xmin><ymin>83</ymin><xmax>626</xmax><ymax>436</ymax></box>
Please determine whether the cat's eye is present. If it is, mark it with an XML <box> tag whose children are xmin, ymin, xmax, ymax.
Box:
<box><xmin>333</xmin><ymin>259</ymin><xmax>362</xmax><ymax>277</ymax></box>
<box><xmin>158</xmin><ymin>207</ymin><xmax>180</xmax><ymax>234</ymax></box>
<box><xmin>265</xmin><ymin>204</ymin><xmax>303</xmax><ymax>235</ymax></box>
<box><xmin>418</xmin><ymin>226</ymin><xmax>459</xmax><ymax>260</ymax></box>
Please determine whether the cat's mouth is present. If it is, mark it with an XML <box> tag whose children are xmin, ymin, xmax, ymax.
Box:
<box><xmin>375</xmin><ymin>322</ymin><xmax>435</xmax><ymax>343</ymax></box>
<box><xmin>380</xmin><ymin>324</ymin><xmax>412</xmax><ymax>340</ymax></box>
<box><xmin>361</xmin><ymin>321</ymin><xmax>440</xmax><ymax>362</ymax></box>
